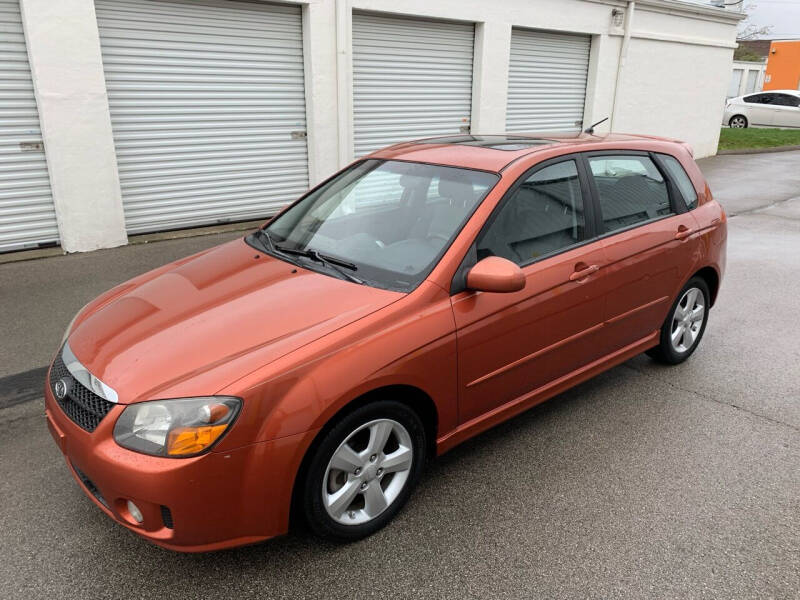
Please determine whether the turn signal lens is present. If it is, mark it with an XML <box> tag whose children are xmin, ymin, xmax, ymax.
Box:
<box><xmin>167</xmin><ymin>424</ymin><xmax>228</xmax><ymax>456</ymax></box>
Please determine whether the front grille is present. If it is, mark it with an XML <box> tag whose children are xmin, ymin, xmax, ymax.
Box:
<box><xmin>72</xmin><ymin>463</ymin><xmax>108</xmax><ymax>508</ymax></box>
<box><xmin>50</xmin><ymin>349</ymin><xmax>114</xmax><ymax>432</ymax></box>
<box><xmin>160</xmin><ymin>505</ymin><xmax>174</xmax><ymax>529</ymax></box>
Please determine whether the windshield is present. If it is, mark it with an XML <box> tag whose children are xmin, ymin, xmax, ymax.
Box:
<box><xmin>259</xmin><ymin>160</ymin><xmax>499</xmax><ymax>291</ymax></box>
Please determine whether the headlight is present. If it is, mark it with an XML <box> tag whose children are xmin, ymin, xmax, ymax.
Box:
<box><xmin>113</xmin><ymin>397</ymin><xmax>241</xmax><ymax>457</ymax></box>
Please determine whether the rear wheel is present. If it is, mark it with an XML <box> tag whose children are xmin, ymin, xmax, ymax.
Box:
<box><xmin>301</xmin><ymin>400</ymin><xmax>426</xmax><ymax>542</ymax></box>
<box><xmin>647</xmin><ymin>277</ymin><xmax>710</xmax><ymax>365</ymax></box>
<box><xmin>729</xmin><ymin>115</ymin><xmax>748</xmax><ymax>128</ymax></box>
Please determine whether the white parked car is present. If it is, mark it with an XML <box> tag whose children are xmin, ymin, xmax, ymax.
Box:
<box><xmin>723</xmin><ymin>90</ymin><xmax>800</xmax><ymax>128</ymax></box>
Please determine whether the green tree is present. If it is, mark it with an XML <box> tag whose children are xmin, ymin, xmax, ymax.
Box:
<box><xmin>733</xmin><ymin>46</ymin><xmax>765</xmax><ymax>61</ymax></box>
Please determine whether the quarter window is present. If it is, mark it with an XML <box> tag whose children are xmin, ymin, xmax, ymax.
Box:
<box><xmin>659</xmin><ymin>154</ymin><xmax>698</xmax><ymax>210</ymax></box>
<box><xmin>476</xmin><ymin>160</ymin><xmax>585</xmax><ymax>265</ymax></box>
<box><xmin>588</xmin><ymin>155</ymin><xmax>672</xmax><ymax>233</ymax></box>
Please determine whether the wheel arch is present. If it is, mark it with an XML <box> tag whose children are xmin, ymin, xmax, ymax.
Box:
<box><xmin>729</xmin><ymin>114</ymin><xmax>748</xmax><ymax>127</ymax></box>
<box><xmin>288</xmin><ymin>384</ymin><xmax>438</xmax><ymax>528</ymax></box>
<box><xmin>691</xmin><ymin>266</ymin><xmax>720</xmax><ymax>306</ymax></box>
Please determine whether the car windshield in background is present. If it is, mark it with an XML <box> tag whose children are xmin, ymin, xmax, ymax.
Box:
<box><xmin>258</xmin><ymin>160</ymin><xmax>499</xmax><ymax>291</ymax></box>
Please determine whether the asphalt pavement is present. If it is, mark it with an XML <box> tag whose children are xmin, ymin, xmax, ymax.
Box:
<box><xmin>0</xmin><ymin>150</ymin><xmax>798</xmax><ymax>599</ymax></box>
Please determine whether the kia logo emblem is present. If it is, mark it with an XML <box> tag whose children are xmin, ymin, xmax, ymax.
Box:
<box><xmin>54</xmin><ymin>378</ymin><xmax>70</xmax><ymax>400</ymax></box>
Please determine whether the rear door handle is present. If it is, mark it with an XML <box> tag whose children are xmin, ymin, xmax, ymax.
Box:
<box><xmin>569</xmin><ymin>264</ymin><xmax>599</xmax><ymax>281</ymax></box>
<box><xmin>675</xmin><ymin>226</ymin><xmax>694</xmax><ymax>240</ymax></box>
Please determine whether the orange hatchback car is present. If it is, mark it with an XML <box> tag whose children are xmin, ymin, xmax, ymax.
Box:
<box><xmin>45</xmin><ymin>134</ymin><xmax>726</xmax><ymax>551</ymax></box>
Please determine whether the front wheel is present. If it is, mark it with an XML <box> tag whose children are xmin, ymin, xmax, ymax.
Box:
<box><xmin>646</xmin><ymin>277</ymin><xmax>710</xmax><ymax>365</ymax></box>
<box><xmin>301</xmin><ymin>400</ymin><xmax>426</xmax><ymax>542</ymax></box>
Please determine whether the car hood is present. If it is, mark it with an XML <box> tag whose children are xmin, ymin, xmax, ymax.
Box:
<box><xmin>67</xmin><ymin>239</ymin><xmax>403</xmax><ymax>403</ymax></box>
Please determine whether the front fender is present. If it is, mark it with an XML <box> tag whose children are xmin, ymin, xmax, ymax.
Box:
<box><xmin>215</xmin><ymin>281</ymin><xmax>458</xmax><ymax>452</ymax></box>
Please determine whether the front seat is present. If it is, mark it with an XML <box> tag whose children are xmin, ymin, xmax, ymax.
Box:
<box><xmin>420</xmin><ymin>178</ymin><xmax>476</xmax><ymax>242</ymax></box>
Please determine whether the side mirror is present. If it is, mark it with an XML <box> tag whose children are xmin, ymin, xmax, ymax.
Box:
<box><xmin>466</xmin><ymin>256</ymin><xmax>526</xmax><ymax>293</ymax></box>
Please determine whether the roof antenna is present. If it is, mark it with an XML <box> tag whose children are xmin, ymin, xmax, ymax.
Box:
<box><xmin>584</xmin><ymin>117</ymin><xmax>609</xmax><ymax>135</ymax></box>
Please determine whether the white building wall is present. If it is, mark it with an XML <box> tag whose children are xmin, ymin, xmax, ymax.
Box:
<box><xmin>614</xmin><ymin>37</ymin><xmax>735</xmax><ymax>158</ymax></box>
<box><xmin>12</xmin><ymin>0</ymin><xmax>741</xmax><ymax>253</ymax></box>
<box><xmin>301</xmin><ymin>1</ymin><xmax>339</xmax><ymax>185</ymax></box>
<box><xmin>19</xmin><ymin>0</ymin><xmax>127</xmax><ymax>253</ymax></box>
<box><xmin>470</xmin><ymin>21</ymin><xmax>512</xmax><ymax>135</ymax></box>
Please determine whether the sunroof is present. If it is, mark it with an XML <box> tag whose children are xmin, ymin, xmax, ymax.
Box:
<box><xmin>418</xmin><ymin>135</ymin><xmax>559</xmax><ymax>151</ymax></box>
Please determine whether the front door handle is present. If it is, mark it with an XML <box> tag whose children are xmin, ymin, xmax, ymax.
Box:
<box><xmin>675</xmin><ymin>225</ymin><xmax>694</xmax><ymax>240</ymax></box>
<box><xmin>569</xmin><ymin>264</ymin><xmax>599</xmax><ymax>281</ymax></box>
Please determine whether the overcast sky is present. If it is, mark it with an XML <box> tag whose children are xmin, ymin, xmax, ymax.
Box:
<box><xmin>741</xmin><ymin>0</ymin><xmax>800</xmax><ymax>39</ymax></box>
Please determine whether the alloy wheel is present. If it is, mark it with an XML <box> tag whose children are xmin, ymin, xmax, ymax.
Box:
<box><xmin>670</xmin><ymin>287</ymin><xmax>706</xmax><ymax>353</ymax></box>
<box><xmin>322</xmin><ymin>418</ymin><xmax>413</xmax><ymax>525</ymax></box>
<box><xmin>730</xmin><ymin>116</ymin><xmax>746</xmax><ymax>128</ymax></box>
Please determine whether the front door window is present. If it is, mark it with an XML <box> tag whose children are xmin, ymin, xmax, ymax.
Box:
<box><xmin>476</xmin><ymin>160</ymin><xmax>586</xmax><ymax>265</ymax></box>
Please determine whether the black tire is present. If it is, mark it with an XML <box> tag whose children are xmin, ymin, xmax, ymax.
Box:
<box><xmin>301</xmin><ymin>400</ymin><xmax>426</xmax><ymax>542</ymax></box>
<box><xmin>729</xmin><ymin>115</ymin><xmax>748</xmax><ymax>128</ymax></box>
<box><xmin>646</xmin><ymin>276</ymin><xmax>710</xmax><ymax>365</ymax></box>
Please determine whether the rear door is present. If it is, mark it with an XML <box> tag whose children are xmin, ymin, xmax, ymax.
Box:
<box><xmin>0</xmin><ymin>0</ymin><xmax>59</xmax><ymax>252</ymax></box>
<box><xmin>505</xmin><ymin>28</ymin><xmax>590</xmax><ymax>133</ymax></box>
<box><xmin>95</xmin><ymin>0</ymin><xmax>310</xmax><ymax>234</ymax></box>
<box><xmin>351</xmin><ymin>12</ymin><xmax>475</xmax><ymax>156</ymax></box>
<box><xmin>583</xmin><ymin>152</ymin><xmax>699</xmax><ymax>354</ymax></box>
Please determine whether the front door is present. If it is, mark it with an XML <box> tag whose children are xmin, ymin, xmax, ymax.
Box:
<box><xmin>746</xmin><ymin>93</ymin><xmax>777</xmax><ymax>126</ymax></box>
<box><xmin>452</xmin><ymin>158</ymin><xmax>608</xmax><ymax>425</ymax></box>
<box><xmin>769</xmin><ymin>94</ymin><xmax>800</xmax><ymax>128</ymax></box>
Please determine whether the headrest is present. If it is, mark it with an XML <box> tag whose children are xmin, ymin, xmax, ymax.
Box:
<box><xmin>437</xmin><ymin>178</ymin><xmax>475</xmax><ymax>202</ymax></box>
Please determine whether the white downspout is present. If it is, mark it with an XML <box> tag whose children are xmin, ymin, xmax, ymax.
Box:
<box><xmin>610</xmin><ymin>1</ymin><xmax>635</xmax><ymax>132</ymax></box>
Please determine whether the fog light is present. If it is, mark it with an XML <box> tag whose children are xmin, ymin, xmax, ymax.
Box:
<box><xmin>127</xmin><ymin>500</ymin><xmax>143</xmax><ymax>524</ymax></box>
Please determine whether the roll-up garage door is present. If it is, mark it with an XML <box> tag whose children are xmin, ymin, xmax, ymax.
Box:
<box><xmin>506</xmin><ymin>29</ymin><xmax>590</xmax><ymax>133</ymax></box>
<box><xmin>0</xmin><ymin>0</ymin><xmax>58</xmax><ymax>252</ymax></box>
<box><xmin>95</xmin><ymin>0</ymin><xmax>309</xmax><ymax>234</ymax></box>
<box><xmin>352</xmin><ymin>13</ymin><xmax>474</xmax><ymax>157</ymax></box>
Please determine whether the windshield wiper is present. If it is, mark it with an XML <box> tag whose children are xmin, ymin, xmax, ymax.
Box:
<box><xmin>275</xmin><ymin>245</ymin><xmax>363</xmax><ymax>284</ymax></box>
<box><xmin>252</xmin><ymin>229</ymin><xmax>299</xmax><ymax>262</ymax></box>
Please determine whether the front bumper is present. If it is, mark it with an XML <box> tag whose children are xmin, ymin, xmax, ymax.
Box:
<box><xmin>44</xmin><ymin>381</ymin><xmax>312</xmax><ymax>552</ymax></box>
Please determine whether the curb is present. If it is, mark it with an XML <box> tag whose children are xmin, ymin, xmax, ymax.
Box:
<box><xmin>717</xmin><ymin>144</ymin><xmax>800</xmax><ymax>155</ymax></box>
<box><xmin>0</xmin><ymin>218</ymin><xmax>266</xmax><ymax>266</ymax></box>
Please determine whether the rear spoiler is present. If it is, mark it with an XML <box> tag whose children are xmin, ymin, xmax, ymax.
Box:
<box><xmin>619</xmin><ymin>133</ymin><xmax>694</xmax><ymax>157</ymax></box>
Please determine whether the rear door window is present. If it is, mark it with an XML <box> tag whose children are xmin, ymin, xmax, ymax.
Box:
<box><xmin>588</xmin><ymin>155</ymin><xmax>673</xmax><ymax>233</ymax></box>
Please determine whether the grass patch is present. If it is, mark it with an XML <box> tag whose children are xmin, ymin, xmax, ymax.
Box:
<box><xmin>719</xmin><ymin>127</ymin><xmax>800</xmax><ymax>151</ymax></box>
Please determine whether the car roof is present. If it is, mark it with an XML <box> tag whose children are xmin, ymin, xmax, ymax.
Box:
<box><xmin>743</xmin><ymin>90</ymin><xmax>800</xmax><ymax>97</ymax></box>
<box><xmin>368</xmin><ymin>133</ymin><xmax>689</xmax><ymax>173</ymax></box>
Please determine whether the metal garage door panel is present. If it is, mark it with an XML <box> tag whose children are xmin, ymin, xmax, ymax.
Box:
<box><xmin>0</xmin><ymin>0</ymin><xmax>58</xmax><ymax>252</ymax></box>
<box><xmin>506</xmin><ymin>29</ymin><xmax>590</xmax><ymax>133</ymax></box>
<box><xmin>95</xmin><ymin>0</ymin><xmax>309</xmax><ymax>234</ymax></box>
<box><xmin>353</xmin><ymin>12</ymin><xmax>474</xmax><ymax>157</ymax></box>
